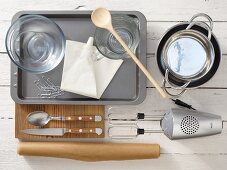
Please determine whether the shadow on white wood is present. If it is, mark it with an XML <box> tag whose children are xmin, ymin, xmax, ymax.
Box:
<box><xmin>1</xmin><ymin>0</ymin><xmax>227</xmax><ymax>21</ymax></box>
<box><xmin>0</xmin><ymin>53</ymin><xmax>226</xmax><ymax>88</ymax></box>
<box><xmin>1</xmin><ymin>21</ymin><xmax>227</xmax><ymax>54</ymax></box>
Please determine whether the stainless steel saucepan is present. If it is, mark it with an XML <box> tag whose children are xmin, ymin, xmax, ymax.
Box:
<box><xmin>157</xmin><ymin>13</ymin><xmax>220</xmax><ymax>97</ymax></box>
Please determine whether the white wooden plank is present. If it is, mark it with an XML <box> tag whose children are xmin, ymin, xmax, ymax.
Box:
<box><xmin>0</xmin><ymin>87</ymin><xmax>14</xmax><ymax>118</ymax></box>
<box><xmin>0</xmin><ymin>119</ymin><xmax>227</xmax><ymax>165</ymax></box>
<box><xmin>1</xmin><ymin>152</ymin><xmax>227</xmax><ymax>170</ymax></box>
<box><xmin>0</xmin><ymin>120</ymin><xmax>227</xmax><ymax>170</ymax></box>
<box><xmin>1</xmin><ymin>86</ymin><xmax>227</xmax><ymax>121</ymax></box>
<box><xmin>105</xmin><ymin>123</ymin><xmax>227</xmax><ymax>154</ymax></box>
<box><xmin>0</xmin><ymin>21</ymin><xmax>10</xmax><ymax>52</ymax></box>
<box><xmin>147</xmin><ymin>21</ymin><xmax>227</xmax><ymax>54</ymax></box>
<box><xmin>0</xmin><ymin>54</ymin><xmax>10</xmax><ymax>86</ymax></box>
<box><xmin>1</xmin><ymin>21</ymin><xmax>227</xmax><ymax>54</ymax></box>
<box><xmin>106</xmin><ymin>88</ymin><xmax>227</xmax><ymax>153</ymax></box>
<box><xmin>107</xmin><ymin>88</ymin><xmax>227</xmax><ymax>119</ymax></box>
<box><xmin>1</xmin><ymin>0</ymin><xmax>227</xmax><ymax>21</ymax></box>
<box><xmin>0</xmin><ymin>86</ymin><xmax>225</xmax><ymax>156</ymax></box>
<box><xmin>0</xmin><ymin>53</ymin><xmax>227</xmax><ymax>88</ymax></box>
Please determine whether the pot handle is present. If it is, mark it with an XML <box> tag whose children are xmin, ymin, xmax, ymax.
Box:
<box><xmin>188</xmin><ymin>13</ymin><xmax>213</xmax><ymax>30</ymax></box>
<box><xmin>162</xmin><ymin>69</ymin><xmax>190</xmax><ymax>97</ymax></box>
<box><xmin>186</xmin><ymin>13</ymin><xmax>213</xmax><ymax>40</ymax></box>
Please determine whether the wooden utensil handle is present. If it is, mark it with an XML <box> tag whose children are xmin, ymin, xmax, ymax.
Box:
<box><xmin>110</xmin><ymin>28</ymin><xmax>167</xmax><ymax>98</ymax></box>
<box><xmin>65</xmin><ymin>115</ymin><xmax>101</xmax><ymax>122</ymax></box>
<box><xmin>66</xmin><ymin>128</ymin><xmax>100</xmax><ymax>134</ymax></box>
<box><xmin>17</xmin><ymin>142</ymin><xmax>160</xmax><ymax>161</ymax></box>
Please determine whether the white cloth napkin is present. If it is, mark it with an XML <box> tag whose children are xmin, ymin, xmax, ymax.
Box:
<box><xmin>61</xmin><ymin>37</ymin><xmax>123</xmax><ymax>99</ymax></box>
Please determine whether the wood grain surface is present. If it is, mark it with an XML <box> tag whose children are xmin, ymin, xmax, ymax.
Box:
<box><xmin>15</xmin><ymin>104</ymin><xmax>105</xmax><ymax>139</ymax></box>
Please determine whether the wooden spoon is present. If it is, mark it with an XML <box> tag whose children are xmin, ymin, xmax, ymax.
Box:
<box><xmin>91</xmin><ymin>8</ymin><xmax>167</xmax><ymax>98</ymax></box>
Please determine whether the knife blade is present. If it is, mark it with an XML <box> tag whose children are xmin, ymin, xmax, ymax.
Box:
<box><xmin>21</xmin><ymin>128</ymin><xmax>103</xmax><ymax>136</ymax></box>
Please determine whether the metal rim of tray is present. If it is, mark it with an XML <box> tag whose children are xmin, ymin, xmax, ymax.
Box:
<box><xmin>10</xmin><ymin>10</ymin><xmax>147</xmax><ymax>105</ymax></box>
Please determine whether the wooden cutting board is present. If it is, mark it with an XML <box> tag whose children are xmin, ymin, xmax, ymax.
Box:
<box><xmin>15</xmin><ymin>104</ymin><xmax>105</xmax><ymax>139</ymax></box>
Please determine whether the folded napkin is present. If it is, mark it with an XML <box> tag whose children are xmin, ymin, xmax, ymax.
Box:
<box><xmin>61</xmin><ymin>37</ymin><xmax>123</xmax><ymax>99</ymax></box>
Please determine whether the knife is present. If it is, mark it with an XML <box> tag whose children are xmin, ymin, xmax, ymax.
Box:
<box><xmin>21</xmin><ymin>128</ymin><xmax>103</xmax><ymax>136</ymax></box>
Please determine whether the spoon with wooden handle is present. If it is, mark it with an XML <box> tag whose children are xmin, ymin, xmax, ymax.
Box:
<box><xmin>27</xmin><ymin>111</ymin><xmax>102</xmax><ymax>126</ymax></box>
<box><xmin>91</xmin><ymin>8</ymin><xmax>167</xmax><ymax>98</ymax></box>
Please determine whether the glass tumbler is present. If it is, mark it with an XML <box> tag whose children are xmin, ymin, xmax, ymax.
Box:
<box><xmin>94</xmin><ymin>15</ymin><xmax>140</xmax><ymax>60</ymax></box>
<box><xmin>5</xmin><ymin>15</ymin><xmax>65</xmax><ymax>74</ymax></box>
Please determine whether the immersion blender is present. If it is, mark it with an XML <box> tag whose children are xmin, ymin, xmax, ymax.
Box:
<box><xmin>109</xmin><ymin>108</ymin><xmax>223</xmax><ymax>140</ymax></box>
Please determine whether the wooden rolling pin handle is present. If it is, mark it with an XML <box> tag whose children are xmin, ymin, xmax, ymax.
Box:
<box><xmin>17</xmin><ymin>142</ymin><xmax>160</xmax><ymax>161</ymax></box>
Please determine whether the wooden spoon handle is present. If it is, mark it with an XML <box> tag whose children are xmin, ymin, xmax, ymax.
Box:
<box><xmin>110</xmin><ymin>28</ymin><xmax>167</xmax><ymax>98</ymax></box>
<box><xmin>17</xmin><ymin>142</ymin><xmax>160</xmax><ymax>161</ymax></box>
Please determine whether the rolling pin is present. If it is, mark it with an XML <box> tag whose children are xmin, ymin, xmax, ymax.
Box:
<box><xmin>17</xmin><ymin>142</ymin><xmax>160</xmax><ymax>161</ymax></box>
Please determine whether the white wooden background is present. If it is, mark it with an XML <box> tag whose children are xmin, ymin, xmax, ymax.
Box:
<box><xmin>1</xmin><ymin>0</ymin><xmax>227</xmax><ymax>170</ymax></box>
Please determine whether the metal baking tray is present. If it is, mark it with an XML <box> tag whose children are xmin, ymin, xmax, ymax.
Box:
<box><xmin>10</xmin><ymin>11</ymin><xmax>147</xmax><ymax>105</ymax></box>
